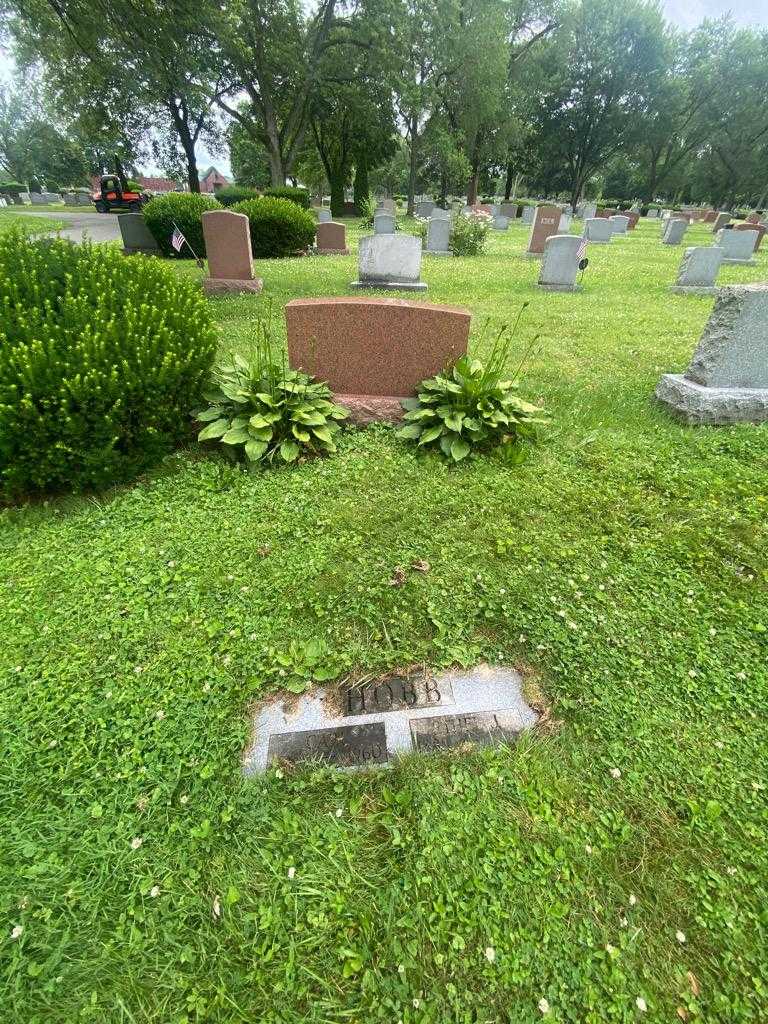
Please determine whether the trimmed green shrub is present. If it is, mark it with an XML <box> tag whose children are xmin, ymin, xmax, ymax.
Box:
<box><xmin>0</xmin><ymin>231</ymin><xmax>216</xmax><ymax>499</ymax></box>
<box><xmin>231</xmin><ymin>197</ymin><xmax>315</xmax><ymax>258</ymax></box>
<box><xmin>143</xmin><ymin>192</ymin><xmax>221</xmax><ymax>257</ymax></box>
<box><xmin>216</xmin><ymin>184</ymin><xmax>261</xmax><ymax>207</ymax></box>
<box><xmin>263</xmin><ymin>185</ymin><xmax>310</xmax><ymax>209</ymax></box>
<box><xmin>0</xmin><ymin>181</ymin><xmax>26</xmax><ymax>194</ymax></box>
<box><xmin>29</xmin><ymin>178</ymin><xmax>43</xmax><ymax>193</ymax></box>
<box><xmin>46</xmin><ymin>181</ymin><xmax>60</xmax><ymax>193</ymax></box>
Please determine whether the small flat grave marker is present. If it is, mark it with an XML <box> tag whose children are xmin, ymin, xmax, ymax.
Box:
<box><xmin>410</xmin><ymin>710</ymin><xmax>527</xmax><ymax>752</ymax></box>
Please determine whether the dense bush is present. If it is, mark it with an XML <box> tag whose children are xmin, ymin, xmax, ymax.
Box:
<box><xmin>231</xmin><ymin>197</ymin><xmax>315</xmax><ymax>258</ymax></box>
<box><xmin>216</xmin><ymin>184</ymin><xmax>261</xmax><ymax>206</ymax></box>
<box><xmin>0</xmin><ymin>181</ymin><xmax>26</xmax><ymax>193</ymax></box>
<box><xmin>449</xmin><ymin>210</ymin><xmax>491</xmax><ymax>256</ymax></box>
<box><xmin>196</xmin><ymin>312</ymin><xmax>347</xmax><ymax>465</ymax></box>
<box><xmin>29</xmin><ymin>178</ymin><xmax>43</xmax><ymax>193</ymax></box>
<box><xmin>263</xmin><ymin>185</ymin><xmax>310</xmax><ymax>209</ymax></box>
<box><xmin>397</xmin><ymin>320</ymin><xmax>547</xmax><ymax>463</ymax></box>
<box><xmin>46</xmin><ymin>181</ymin><xmax>60</xmax><ymax>193</ymax></box>
<box><xmin>143</xmin><ymin>192</ymin><xmax>221</xmax><ymax>257</ymax></box>
<box><xmin>0</xmin><ymin>231</ymin><xmax>216</xmax><ymax>499</ymax></box>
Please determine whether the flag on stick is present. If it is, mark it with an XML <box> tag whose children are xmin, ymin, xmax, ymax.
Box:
<box><xmin>170</xmin><ymin>221</ymin><xmax>205</xmax><ymax>269</ymax></box>
<box><xmin>576</xmin><ymin>237</ymin><xmax>588</xmax><ymax>262</ymax></box>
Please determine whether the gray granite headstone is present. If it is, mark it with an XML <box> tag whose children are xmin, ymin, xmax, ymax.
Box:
<box><xmin>583</xmin><ymin>217</ymin><xmax>611</xmax><ymax>243</ymax></box>
<box><xmin>426</xmin><ymin>216</ymin><xmax>451</xmax><ymax>254</ymax></box>
<box><xmin>712</xmin><ymin>212</ymin><xmax>731</xmax><ymax>232</ymax></box>
<box><xmin>318</xmin><ymin>209</ymin><xmax>332</xmax><ymax>223</ymax></box>
<box><xmin>244</xmin><ymin>664</ymin><xmax>538</xmax><ymax>773</ymax></box>
<box><xmin>415</xmin><ymin>200</ymin><xmax>435</xmax><ymax>218</ymax></box>
<box><xmin>29</xmin><ymin>192</ymin><xmax>45</xmax><ymax>205</ymax></box>
<box><xmin>118</xmin><ymin>213</ymin><xmax>161</xmax><ymax>255</ymax></box>
<box><xmin>374</xmin><ymin>212</ymin><xmax>396</xmax><ymax>235</ymax></box>
<box><xmin>656</xmin><ymin>283</ymin><xmax>768</xmax><ymax>424</ymax></box>
<box><xmin>670</xmin><ymin>246</ymin><xmax>724</xmax><ymax>295</ymax></box>
<box><xmin>500</xmin><ymin>202</ymin><xmax>516</xmax><ymax>218</ymax></box>
<box><xmin>662</xmin><ymin>218</ymin><xmax>688</xmax><ymax>245</ymax></box>
<box><xmin>581</xmin><ymin>202</ymin><xmax>597</xmax><ymax>220</ymax></box>
<box><xmin>538</xmin><ymin>234</ymin><xmax>583</xmax><ymax>292</ymax></box>
<box><xmin>558</xmin><ymin>212</ymin><xmax>572</xmax><ymax>232</ymax></box>
<box><xmin>610</xmin><ymin>214</ymin><xmax>630</xmax><ymax>235</ymax></box>
<box><xmin>351</xmin><ymin>233</ymin><xmax>426</xmax><ymax>290</ymax></box>
<box><xmin>430</xmin><ymin>207</ymin><xmax>450</xmax><ymax>221</ymax></box>
<box><xmin>716</xmin><ymin>228</ymin><xmax>757</xmax><ymax>264</ymax></box>
<box><xmin>492</xmin><ymin>214</ymin><xmax>509</xmax><ymax>230</ymax></box>
<box><xmin>521</xmin><ymin>206</ymin><xmax>535</xmax><ymax>224</ymax></box>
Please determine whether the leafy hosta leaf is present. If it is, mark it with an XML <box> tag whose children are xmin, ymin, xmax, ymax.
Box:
<box><xmin>221</xmin><ymin>426</ymin><xmax>250</xmax><ymax>445</ymax></box>
<box><xmin>249</xmin><ymin>425</ymin><xmax>273</xmax><ymax>441</ymax></box>
<box><xmin>255</xmin><ymin>392</ymin><xmax>276</xmax><ymax>406</ymax></box>
<box><xmin>396</xmin><ymin>423</ymin><xmax>422</xmax><ymax>440</ymax></box>
<box><xmin>196</xmin><ymin>406</ymin><xmax>225</xmax><ymax>422</ymax></box>
<box><xmin>244</xmin><ymin>440</ymin><xmax>269</xmax><ymax>461</ymax></box>
<box><xmin>202</xmin><ymin>389</ymin><xmax>226</xmax><ymax>404</ymax></box>
<box><xmin>198</xmin><ymin>418</ymin><xmax>230</xmax><ymax>441</ymax></box>
<box><xmin>450</xmin><ymin>437</ymin><xmax>471</xmax><ymax>461</ymax></box>
<box><xmin>418</xmin><ymin>424</ymin><xmax>444</xmax><ymax>445</ymax></box>
<box><xmin>311</xmin><ymin>425</ymin><xmax>334</xmax><ymax>444</ymax></box>
<box><xmin>444</xmin><ymin>412</ymin><xmax>464</xmax><ymax>432</ymax></box>
<box><xmin>403</xmin><ymin>408</ymin><xmax>435</xmax><ymax>422</ymax></box>
<box><xmin>329</xmin><ymin>405</ymin><xmax>349</xmax><ymax>419</ymax></box>
<box><xmin>249</xmin><ymin>414</ymin><xmax>272</xmax><ymax>429</ymax></box>
<box><xmin>295</xmin><ymin>411</ymin><xmax>326</xmax><ymax>426</ymax></box>
<box><xmin>219</xmin><ymin>383</ymin><xmax>249</xmax><ymax>403</ymax></box>
<box><xmin>439</xmin><ymin>433</ymin><xmax>454</xmax><ymax>457</ymax></box>
<box><xmin>280</xmin><ymin>439</ymin><xmax>300</xmax><ymax>462</ymax></box>
<box><xmin>400</xmin><ymin>397</ymin><xmax>421</xmax><ymax>411</ymax></box>
<box><xmin>292</xmin><ymin>425</ymin><xmax>311</xmax><ymax>442</ymax></box>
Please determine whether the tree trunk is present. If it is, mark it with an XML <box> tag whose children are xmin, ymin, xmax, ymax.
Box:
<box><xmin>407</xmin><ymin>118</ymin><xmax>418</xmax><ymax>216</ymax></box>
<box><xmin>504</xmin><ymin>162</ymin><xmax>515</xmax><ymax>200</ymax></box>
<box><xmin>466</xmin><ymin>165</ymin><xmax>479</xmax><ymax>205</ymax></box>
<box><xmin>329</xmin><ymin>171</ymin><xmax>345</xmax><ymax>218</ymax></box>
<box><xmin>181</xmin><ymin>135</ymin><xmax>200</xmax><ymax>193</ymax></box>
<box><xmin>353</xmin><ymin>152</ymin><xmax>369</xmax><ymax>208</ymax></box>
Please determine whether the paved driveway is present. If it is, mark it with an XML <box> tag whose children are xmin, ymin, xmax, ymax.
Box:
<box><xmin>27</xmin><ymin>210</ymin><xmax>123</xmax><ymax>244</ymax></box>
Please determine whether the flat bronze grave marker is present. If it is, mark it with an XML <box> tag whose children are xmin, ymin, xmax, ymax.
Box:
<box><xmin>267</xmin><ymin>722</ymin><xmax>388</xmax><ymax>768</ymax></box>
<box><xmin>410</xmin><ymin>710</ymin><xmax>526</xmax><ymax>752</ymax></box>
<box><xmin>341</xmin><ymin>673</ymin><xmax>454</xmax><ymax>717</ymax></box>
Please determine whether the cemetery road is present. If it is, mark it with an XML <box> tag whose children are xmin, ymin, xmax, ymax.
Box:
<box><xmin>28</xmin><ymin>210</ymin><xmax>123</xmax><ymax>244</ymax></box>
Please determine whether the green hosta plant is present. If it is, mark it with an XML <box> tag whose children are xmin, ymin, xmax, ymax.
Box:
<box><xmin>195</xmin><ymin>310</ymin><xmax>348</xmax><ymax>465</ymax></box>
<box><xmin>397</xmin><ymin>316</ymin><xmax>547</xmax><ymax>463</ymax></box>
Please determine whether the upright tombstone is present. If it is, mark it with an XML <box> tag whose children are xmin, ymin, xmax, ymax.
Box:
<box><xmin>492</xmin><ymin>214</ymin><xmax>509</xmax><ymax>231</ymax></box>
<box><xmin>316</xmin><ymin>221</ymin><xmax>349</xmax><ymax>255</ymax></box>
<box><xmin>286</xmin><ymin>297</ymin><xmax>469</xmax><ymax>423</ymax></box>
<box><xmin>118</xmin><ymin>213</ymin><xmax>161</xmax><ymax>255</ymax></box>
<box><xmin>712</xmin><ymin>212</ymin><xmax>731</xmax><ymax>232</ymax></box>
<box><xmin>647</xmin><ymin>208</ymin><xmax>659</xmax><ymax>219</ymax></box>
<box><xmin>670</xmin><ymin>246</ymin><xmax>724</xmax><ymax>295</ymax></box>
<box><xmin>703</xmin><ymin>210</ymin><xmax>718</xmax><ymax>224</ymax></box>
<box><xmin>29</xmin><ymin>192</ymin><xmax>46</xmax><ymax>205</ymax></box>
<box><xmin>538</xmin><ymin>235</ymin><xmax>584</xmax><ymax>292</ymax></box>
<box><xmin>558</xmin><ymin>212</ymin><xmax>572</xmax><ymax>232</ymax></box>
<box><xmin>524</xmin><ymin>205</ymin><xmax>560</xmax><ymax>257</ymax></box>
<box><xmin>377</xmin><ymin>198</ymin><xmax>396</xmax><ymax>213</ymax></box>
<box><xmin>521</xmin><ymin>205</ymin><xmax>535</xmax><ymax>225</ymax></box>
<box><xmin>415</xmin><ymin>200</ymin><xmax>435</xmax><ymax>218</ymax></box>
<box><xmin>374</xmin><ymin>211</ymin><xmax>396</xmax><ymax>234</ymax></box>
<box><xmin>430</xmin><ymin>207</ymin><xmax>450</xmax><ymax>221</ymax></box>
<box><xmin>583</xmin><ymin>217</ymin><xmax>612</xmax><ymax>243</ymax></box>
<box><xmin>318</xmin><ymin>208</ymin><xmax>332</xmax><ymax>223</ymax></box>
<box><xmin>610</xmin><ymin>214</ymin><xmax>630</xmax><ymax>235</ymax></box>
<box><xmin>656</xmin><ymin>283</ymin><xmax>768</xmax><ymax>424</ymax></box>
<box><xmin>625</xmin><ymin>211</ymin><xmax>640</xmax><ymax>230</ymax></box>
<box><xmin>426</xmin><ymin>216</ymin><xmax>451</xmax><ymax>255</ymax></box>
<box><xmin>582</xmin><ymin>202</ymin><xmax>597</xmax><ymax>220</ymax></box>
<box><xmin>351</xmin><ymin>233</ymin><xmax>426</xmax><ymax>291</ymax></box>
<box><xmin>500</xmin><ymin>202</ymin><xmax>517</xmax><ymax>218</ymax></box>
<box><xmin>715</xmin><ymin>228</ymin><xmax>757</xmax><ymax>264</ymax></box>
<box><xmin>736</xmin><ymin>221</ymin><xmax>766</xmax><ymax>252</ymax></box>
<box><xmin>662</xmin><ymin>218</ymin><xmax>688</xmax><ymax>245</ymax></box>
<box><xmin>201</xmin><ymin>209</ymin><xmax>262</xmax><ymax>295</ymax></box>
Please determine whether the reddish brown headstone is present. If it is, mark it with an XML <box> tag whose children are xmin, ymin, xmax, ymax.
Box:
<box><xmin>595</xmin><ymin>208</ymin><xmax>610</xmax><ymax>218</ymax></box>
<box><xmin>703</xmin><ymin>210</ymin><xmax>717</xmax><ymax>223</ymax></box>
<box><xmin>316</xmin><ymin>221</ymin><xmax>349</xmax><ymax>254</ymax></box>
<box><xmin>746</xmin><ymin>213</ymin><xmax>761</xmax><ymax>224</ymax></box>
<box><xmin>286</xmin><ymin>297</ymin><xmax>470</xmax><ymax>424</ymax></box>
<box><xmin>625</xmin><ymin>211</ymin><xmax>640</xmax><ymax>230</ymax></box>
<box><xmin>201</xmin><ymin>210</ymin><xmax>262</xmax><ymax>294</ymax></box>
<box><xmin>736</xmin><ymin>221</ymin><xmax>766</xmax><ymax>251</ymax></box>
<box><xmin>525</xmin><ymin>205</ymin><xmax>560</xmax><ymax>256</ymax></box>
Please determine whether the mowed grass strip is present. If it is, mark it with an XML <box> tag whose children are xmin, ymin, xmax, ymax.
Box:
<box><xmin>1</xmin><ymin>218</ymin><xmax>766</xmax><ymax>1023</ymax></box>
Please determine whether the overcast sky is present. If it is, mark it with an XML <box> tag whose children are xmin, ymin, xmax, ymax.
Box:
<box><xmin>2</xmin><ymin>0</ymin><xmax>766</xmax><ymax>177</ymax></box>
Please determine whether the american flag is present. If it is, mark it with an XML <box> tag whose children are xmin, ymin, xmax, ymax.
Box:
<box><xmin>171</xmin><ymin>226</ymin><xmax>187</xmax><ymax>253</ymax></box>
<box><xmin>576</xmin><ymin>237</ymin><xmax>588</xmax><ymax>261</ymax></box>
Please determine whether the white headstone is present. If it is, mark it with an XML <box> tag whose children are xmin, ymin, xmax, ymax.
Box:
<box><xmin>374</xmin><ymin>212</ymin><xmax>396</xmax><ymax>234</ymax></box>
<box><xmin>716</xmin><ymin>228</ymin><xmax>757</xmax><ymax>264</ymax></box>
<box><xmin>662</xmin><ymin>218</ymin><xmax>688</xmax><ymax>245</ymax></box>
<box><xmin>521</xmin><ymin>206</ymin><xmax>535</xmax><ymax>224</ymax></box>
<box><xmin>610</xmin><ymin>215</ymin><xmax>630</xmax><ymax>235</ymax></box>
<box><xmin>318</xmin><ymin>209</ymin><xmax>332</xmax><ymax>223</ymax></box>
<box><xmin>492</xmin><ymin>214</ymin><xmax>509</xmax><ymax>230</ymax></box>
<box><xmin>558</xmin><ymin>212</ymin><xmax>572</xmax><ymax>232</ymax></box>
<box><xmin>426</xmin><ymin>217</ymin><xmax>451</xmax><ymax>254</ymax></box>
<box><xmin>415</xmin><ymin>200</ymin><xmax>435</xmax><ymax>218</ymax></box>
<box><xmin>351</xmin><ymin>233</ymin><xmax>427</xmax><ymax>291</ymax></box>
<box><xmin>583</xmin><ymin>217</ymin><xmax>612</xmax><ymax>243</ymax></box>
<box><xmin>670</xmin><ymin>246</ymin><xmax>724</xmax><ymax>295</ymax></box>
<box><xmin>581</xmin><ymin>202</ymin><xmax>597</xmax><ymax>220</ymax></box>
<box><xmin>538</xmin><ymin>235</ymin><xmax>584</xmax><ymax>292</ymax></box>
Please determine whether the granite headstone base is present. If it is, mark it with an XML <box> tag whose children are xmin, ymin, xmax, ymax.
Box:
<box><xmin>669</xmin><ymin>285</ymin><xmax>719</xmax><ymax>296</ymax></box>
<box><xmin>655</xmin><ymin>374</ymin><xmax>768</xmax><ymax>424</ymax></box>
<box><xmin>203</xmin><ymin>278</ymin><xmax>263</xmax><ymax>295</ymax></box>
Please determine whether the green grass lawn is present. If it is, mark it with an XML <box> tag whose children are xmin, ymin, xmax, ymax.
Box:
<box><xmin>2</xmin><ymin>218</ymin><xmax>767</xmax><ymax>1023</ymax></box>
<box><xmin>0</xmin><ymin>208</ymin><xmax>65</xmax><ymax>234</ymax></box>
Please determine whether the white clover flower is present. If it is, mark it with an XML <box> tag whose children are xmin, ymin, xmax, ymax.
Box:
<box><xmin>150</xmin><ymin>885</ymin><xmax>160</xmax><ymax>898</ymax></box>
<box><xmin>134</xmin><ymin>666</ymin><xmax>143</xmax><ymax>674</ymax></box>
<box><xmin>130</xmin><ymin>837</ymin><xmax>143</xmax><ymax>850</ymax></box>
<box><xmin>629</xmin><ymin>893</ymin><xmax>637</xmax><ymax>906</ymax></box>
<box><xmin>610</xmin><ymin>767</ymin><xmax>621</xmax><ymax>779</ymax></box>
<box><xmin>287</xmin><ymin>866</ymin><xmax>296</xmax><ymax>880</ymax></box>
<box><xmin>155</xmin><ymin>709</ymin><xmax>165</xmax><ymax>720</ymax></box>
<box><xmin>636</xmin><ymin>997</ymin><xmax>647</xmax><ymax>1012</ymax></box>
<box><xmin>485</xmin><ymin>946</ymin><xmax>495</xmax><ymax>962</ymax></box>
<box><xmin>212</xmin><ymin>895</ymin><xmax>221</xmax><ymax>919</ymax></box>
<box><xmin>335</xmin><ymin>808</ymin><xmax>343</xmax><ymax>818</ymax></box>
<box><xmin>11</xmin><ymin>925</ymin><xmax>23</xmax><ymax>940</ymax></box>
<box><xmin>180</xmin><ymin>795</ymin><xmax>189</xmax><ymax>804</ymax></box>
<box><xmin>676</xmin><ymin>930</ymin><xmax>686</xmax><ymax>944</ymax></box>
<box><xmin>538</xmin><ymin>997</ymin><xmax>550</xmax><ymax>1014</ymax></box>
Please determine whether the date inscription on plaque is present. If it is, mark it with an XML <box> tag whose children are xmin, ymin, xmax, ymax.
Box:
<box><xmin>267</xmin><ymin>722</ymin><xmax>389</xmax><ymax>768</ymax></box>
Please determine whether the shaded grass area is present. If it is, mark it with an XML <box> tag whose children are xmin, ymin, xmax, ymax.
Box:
<box><xmin>1</xmin><ymin>218</ymin><xmax>767</xmax><ymax>1023</ymax></box>
<box><xmin>0</xmin><ymin>209</ymin><xmax>64</xmax><ymax>234</ymax></box>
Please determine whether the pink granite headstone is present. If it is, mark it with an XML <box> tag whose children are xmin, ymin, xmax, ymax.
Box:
<box><xmin>316</xmin><ymin>221</ymin><xmax>349</xmax><ymax>254</ymax></box>
<box><xmin>201</xmin><ymin>209</ymin><xmax>262</xmax><ymax>295</ymax></box>
<box><xmin>525</xmin><ymin>205</ymin><xmax>560</xmax><ymax>256</ymax></box>
<box><xmin>736</xmin><ymin>221</ymin><xmax>766</xmax><ymax>251</ymax></box>
<box><xmin>286</xmin><ymin>297</ymin><xmax>470</xmax><ymax>424</ymax></box>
